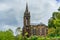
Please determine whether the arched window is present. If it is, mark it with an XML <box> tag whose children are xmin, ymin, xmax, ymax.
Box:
<box><xmin>32</xmin><ymin>29</ymin><xmax>36</xmax><ymax>35</ymax></box>
<box><xmin>26</xmin><ymin>17</ymin><xmax>28</xmax><ymax>25</ymax></box>
<box><xmin>41</xmin><ymin>28</ymin><xmax>45</xmax><ymax>35</ymax></box>
<box><xmin>38</xmin><ymin>28</ymin><xmax>40</xmax><ymax>35</ymax></box>
<box><xmin>26</xmin><ymin>19</ymin><xmax>28</xmax><ymax>25</ymax></box>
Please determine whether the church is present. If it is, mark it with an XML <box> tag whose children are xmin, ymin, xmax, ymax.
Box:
<box><xmin>22</xmin><ymin>3</ymin><xmax>48</xmax><ymax>37</ymax></box>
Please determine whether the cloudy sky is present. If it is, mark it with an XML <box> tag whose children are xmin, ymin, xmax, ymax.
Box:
<box><xmin>0</xmin><ymin>0</ymin><xmax>60</xmax><ymax>35</ymax></box>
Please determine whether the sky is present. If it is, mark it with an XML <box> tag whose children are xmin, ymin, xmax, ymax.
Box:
<box><xmin>0</xmin><ymin>0</ymin><xmax>60</xmax><ymax>35</ymax></box>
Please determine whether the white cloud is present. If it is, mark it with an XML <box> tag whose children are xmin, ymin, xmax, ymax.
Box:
<box><xmin>0</xmin><ymin>3</ymin><xmax>12</xmax><ymax>11</ymax></box>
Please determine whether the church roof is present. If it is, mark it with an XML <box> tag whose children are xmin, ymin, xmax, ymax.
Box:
<box><xmin>31</xmin><ymin>23</ymin><xmax>48</xmax><ymax>27</ymax></box>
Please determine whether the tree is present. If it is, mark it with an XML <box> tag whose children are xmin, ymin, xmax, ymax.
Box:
<box><xmin>48</xmin><ymin>8</ymin><xmax>60</xmax><ymax>28</ymax></box>
<box><xmin>0</xmin><ymin>29</ymin><xmax>15</xmax><ymax>40</ymax></box>
<box><xmin>48</xmin><ymin>7</ymin><xmax>60</xmax><ymax>37</ymax></box>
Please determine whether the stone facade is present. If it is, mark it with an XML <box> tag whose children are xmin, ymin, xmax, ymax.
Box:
<box><xmin>22</xmin><ymin>3</ymin><xmax>48</xmax><ymax>37</ymax></box>
<box><xmin>31</xmin><ymin>23</ymin><xmax>48</xmax><ymax>36</ymax></box>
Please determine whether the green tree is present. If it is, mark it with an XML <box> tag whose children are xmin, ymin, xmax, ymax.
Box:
<box><xmin>0</xmin><ymin>29</ymin><xmax>15</xmax><ymax>40</ymax></box>
<box><xmin>48</xmin><ymin>8</ymin><xmax>60</xmax><ymax>28</ymax></box>
<box><xmin>48</xmin><ymin>7</ymin><xmax>60</xmax><ymax>37</ymax></box>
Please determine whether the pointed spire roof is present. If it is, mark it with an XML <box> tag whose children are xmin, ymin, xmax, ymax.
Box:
<box><xmin>25</xmin><ymin>2</ymin><xmax>29</xmax><ymax>12</ymax></box>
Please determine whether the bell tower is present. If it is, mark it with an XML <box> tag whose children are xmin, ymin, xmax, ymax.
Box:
<box><xmin>24</xmin><ymin>3</ymin><xmax>30</xmax><ymax>27</ymax></box>
<box><xmin>22</xmin><ymin>3</ymin><xmax>31</xmax><ymax>37</ymax></box>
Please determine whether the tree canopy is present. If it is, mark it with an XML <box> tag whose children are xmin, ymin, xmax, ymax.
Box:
<box><xmin>0</xmin><ymin>29</ymin><xmax>15</xmax><ymax>40</ymax></box>
<box><xmin>48</xmin><ymin>11</ymin><xmax>60</xmax><ymax>28</ymax></box>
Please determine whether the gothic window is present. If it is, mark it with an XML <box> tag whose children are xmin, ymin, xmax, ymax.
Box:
<box><xmin>38</xmin><ymin>28</ymin><xmax>40</xmax><ymax>35</ymax></box>
<box><xmin>41</xmin><ymin>28</ymin><xmax>45</xmax><ymax>35</ymax></box>
<box><xmin>26</xmin><ymin>19</ymin><xmax>28</xmax><ymax>25</ymax></box>
<box><xmin>32</xmin><ymin>29</ymin><xmax>36</xmax><ymax>35</ymax></box>
<box><xmin>26</xmin><ymin>17</ymin><xmax>29</xmax><ymax>25</ymax></box>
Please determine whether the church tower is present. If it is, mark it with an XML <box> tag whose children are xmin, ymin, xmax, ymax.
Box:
<box><xmin>22</xmin><ymin>3</ymin><xmax>31</xmax><ymax>37</ymax></box>
<box><xmin>24</xmin><ymin>3</ymin><xmax>30</xmax><ymax>27</ymax></box>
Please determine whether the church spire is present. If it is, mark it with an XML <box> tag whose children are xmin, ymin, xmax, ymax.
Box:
<box><xmin>26</xmin><ymin>2</ymin><xmax>29</xmax><ymax>12</ymax></box>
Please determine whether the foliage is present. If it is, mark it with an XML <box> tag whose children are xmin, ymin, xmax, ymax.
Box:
<box><xmin>48</xmin><ymin>27</ymin><xmax>55</xmax><ymax>37</ymax></box>
<box><xmin>0</xmin><ymin>29</ymin><xmax>60</xmax><ymax>40</ymax></box>
<box><xmin>48</xmin><ymin>11</ymin><xmax>60</xmax><ymax>37</ymax></box>
<box><xmin>16</xmin><ymin>34</ymin><xmax>23</xmax><ymax>40</ymax></box>
<box><xmin>48</xmin><ymin>12</ymin><xmax>60</xmax><ymax>28</ymax></box>
<box><xmin>0</xmin><ymin>29</ymin><xmax>15</xmax><ymax>40</ymax></box>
